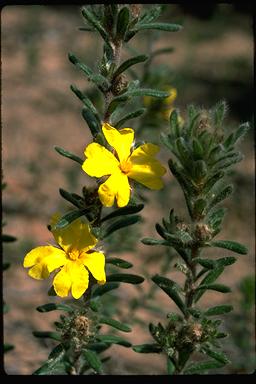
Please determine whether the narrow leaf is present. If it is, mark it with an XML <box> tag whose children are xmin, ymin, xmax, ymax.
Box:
<box><xmin>92</xmin><ymin>282</ymin><xmax>119</xmax><ymax>298</ymax></box>
<box><xmin>2</xmin><ymin>234</ymin><xmax>17</xmax><ymax>242</ymax></box>
<box><xmin>141</xmin><ymin>238</ymin><xmax>170</xmax><ymax>246</ymax></box>
<box><xmin>195</xmin><ymin>283</ymin><xmax>231</xmax><ymax>293</ymax></box>
<box><xmin>99</xmin><ymin>317</ymin><xmax>132</xmax><ymax>332</ymax></box>
<box><xmin>106</xmin><ymin>257</ymin><xmax>133</xmax><ymax>269</ymax></box>
<box><xmin>32</xmin><ymin>331</ymin><xmax>62</xmax><ymax>342</ymax></box>
<box><xmin>114</xmin><ymin>108</ymin><xmax>146</xmax><ymax>129</ymax></box>
<box><xmin>54</xmin><ymin>146</ymin><xmax>83</xmax><ymax>165</ymax></box>
<box><xmin>3</xmin><ymin>262</ymin><xmax>11</xmax><ymax>271</ymax></box>
<box><xmin>100</xmin><ymin>204</ymin><xmax>144</xmax><ymax>223</ymax></box>
<box><xmin>96</xmin><ymin>335</ymin><xmax>131</xmax><ymax>347</ymax></box>
<box><xmin>132</xmin><ymin>344</ymin><xmax>162</xmax><ymax>353</ymax></box>
<box><xmin>4</xmin><ymin>344</ymin><xmax>14</xmax><ymax>353</ymax></box>
<box><xmin>133</xmin><ymin>23</ymin><xmax>182</xmax><ymax>32</ymax></box>
<box><xmin>113</xmin><ymin>55</ymin><xmax>148</xmax><ymax>79</ymax></box>
<box><xmin>107</xmin><ymin>273</ymin><xmax>144</xmax><ymax>285</ymax></box>
<box><xmin>36</xmin><ymin>303</ymin><xmax>73</xmax><ymax>313</ymax></box>
<box><xmin>116</xmin><ymin>6</ymin><xmax>130</xmax><ymax>40</ymax></box>
<box><xmin>184</xmin><ymin>360</ymin><xmax>224</xmax><ymax>374</ymax></box>
<box><xmin>68</xmin><ymin>53</ymin><xmax>93</xmax><ymax>77</ymax></box>
<box><xmin>202</xmin><ymin>347</ymin><xmax>230</xmax><ymax>364</ymax></box>
<box><xmin>209</xmin><ymin>240</ymin><xmax>248</xmax><ymax>255</ymax></box>
<box><xmin>82</xmin><ymin>107</ymin><xmax>101</xmax><ymax>138</ymax></box>
<box><xmin>102</xmin><ymin>215</ymin><xmax>141</xmax><ymax>238</ymax></box>
<box><xmin>205</xmin><ymin>305</ymin><xmax>233</xmax><ymax>316</ymax></box>
<box><xmin>152</xmin><ymin>275</ymin><xmax>187</xmax><ymax>315</ymax></box>
<box><xmin>81</xmin><ymin>7</ymin><xmax>108</xmax><ymax>41</ymax></box>
<box><xmin>167</xmin><ymin>357</ymin><xmax>176</xmax><ymax>374</ymax></box>
<box><xmin>83</xmin><ymin>350</ymin><xmax>102</xmax><ymax>374</ymax></box>
<box><xmin>70</xmin><ymin>84</ymin><xmax>99</xmax><ymax>118</ymax></box>
<box><xmin>208</xmin><ymin>185</ymin><xmax>233</xmax><ymax>210</ymax></box>
<box><xmin>52</xmin><ymin>209</ymin><xmax>89</xmax><ymax>230</ymax></box>
<box><xmin>59</xmin><ymin>188</ymin><xmax>82</xmax><ymax>208</ymax></box>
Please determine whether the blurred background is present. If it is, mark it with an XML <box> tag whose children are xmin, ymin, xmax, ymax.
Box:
<box><xmin>2</xmin><ymin>4</ymin><xmax>254</xmax><ymax>374</ymax></box>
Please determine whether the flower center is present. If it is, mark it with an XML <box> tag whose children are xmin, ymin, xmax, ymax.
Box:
<box><xmin>119</xmin><ymin>160</ymin><xmax>132</xmax><ymax>175</ymax></box>
<box><xmin>68</xmin><ymin>249</ymin><xmax>81</xmax><ymax>261</ymax></box>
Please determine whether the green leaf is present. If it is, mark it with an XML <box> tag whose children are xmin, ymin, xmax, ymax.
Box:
<box><xmin>139</xmin><ymin>5</ymin><xmax>163</xmax><ymax>24</ymax></box>
<box><xmin>3</xmin><ymin>262</ymin><xmax>11</xmax><ymax>271</ymax></box>
<box><xmin>141</xmin><ymin>238</ymin><xmax>170</xmax><ymax>246</ymax></box>
<box><xmin>152</xmin><ymin>275</ymin><xmax>187</xmax><ymax>315</ymax></box>
<box><xmin>32</xmin><ymin>331</ymin><xmax>62</xmax><ymax>342</ymax></box>
<box><xmin>52</xmin><ymin>209</ymin><xmax>89</xmax><ymax>230</ymax></box>
<box><xmin>195</xmin><ymin>283</ymin><xmax>231</xmax><ymax>293</ymax></box>
<box><xmin>4</xmin><ymin>344</ymin><xmax>14</xmax><ymax>353</ymax></box>
<box><xmin>167</xmin><ymin>357</ymin><xmax>176</xmax><ymax>374</ymax></box>
<box><xmin>107</xmin><ymin>273</ymin><xmax>144</xmax><ymax>285</ymax></box>
<box><xmin>82</xmin><ymin>107</ymin><xmax>101</xmax><ymax>138</ymax></box>
<box><xmin>194</xmin><ymin>266</ymin><xmax>225</xmax><ymax>302</ymax></box>
<box><xmin>101</xmin><ymin>215</ymin><xmax>141</xmax><ymax>238</ymax></box>
<box><xmin>113</xmin><ymin>55</ymin><xmax>148</xmax><ymax>79</ymax></box>
<box><xmin>116</xmin><ymin>6</ymin><xmax>130</xmax><ymax>40</ymax></box>
<box><xmin>132</xmin><ymin>344</ymin><xmax>162</xmax><ymax>353</ymax></box>
<box><xmin>213</xmin><ymin>100</ymin><xmax>228</xmax><ymax>127</ymax></box>
<box><xmin>208</xmin><ymin>185</ymin><xmax>233</xmax><ymax>210</ymax></box>
<box><xmin>184</xmin><ymin>360</ymin><xmax>224</xmax><ymax>374</ymax></box>
<box><xmin>54</xmin><ymin>146</ymin><xmax>83</xmax><ymax>165</ymax></box>
<box><xmin>224</xmin><ymin>122</ymin><xmax>250</xmax><ymax>148</ymax></box>
<box><xmin>204</xmin><ymin>171</ymin><xmax>225</xmax><ymax>194</ymax></box>
<box><xmin>81</xmin><ymin>7</ymin><xmax>108</xmax><ymax>41</ymax></box>
<box><xmin>205</xmin><ymin>305</ymin><xmax>233</xmax><ymax>316</ymax></box>
<box><xmin>133</xmin><ymin>22</ymin><xmax>182</xmax><ymax>32</ymax></box>
<box><xmin>99</xmin><ymin>316</ymin><xmax>132</xmax><ymax>332</ymax></box>
<box><xmin>114</xmin><ymin>108</ymin><xmax>146</xmax><ymax>129</ymax></box>
<box><xmin>68</xmin><ymin>53</ymin><xmax>93</xmax><ymax>77</ymax></box>
<box><xmin>202</xmin><ymin>347</ymin><xmax>230</xmax><ymax>364</ymax></box>
<box><xmin>96</xmin><ymin>335</ymin><xmax>131</xmax><ymax>347</ymax></box>
<box><xmin>215</xmin><ymin>256</ymin><xmax>236</xmax><ymax>267</ymax></box>
<box><xmin>87</xmin><ymin>342</ymin><xmax>110</xmax><ymax>353</ymax></box>
<box><xmin>83</xmin><ymin>349</ymin><xmax>102</xmax><ymax>374</ymax></box>
<box><xmin>192</xmin><ymin>138</ymin><xmax>204</xmax><ymax>159</ymax></box>
<box><xmin>169</xmin><ymin>109</ymin><xmax>180</xmax><ymax>138</ymax></box>
<box><xmin>209</xmin><ymin>240</ymin><xmax>248</xmax><ymax>255</ymax></box>
<box><xmin>92</xmin><ymin>282</ymin><xmax>119</xmax><ymax>298</ymax></box>
<box><xmin>151</xmin><ymin>47</ymin><xmax>174</xmax><ymax>58</ymax></box>
<box><xmin>100</xmin><ymin>204</ymin><xmax>144</xmax><ymax>223</ymax></box>
<box><xmin>33</xmin><ymin>345</ymin><xmax>67</xmax><ymax>375</ymax></box>
<box><xmin>106</xmin><ymin>257</ymin><xmax>133</xmax><ymax>269</ymax></box>
<box><xmin>126</xmin><ymin>88</ymin><xmax>170</xmax><ymax>99</ymax></box>
<box><xmin>36</xmin><ymin>303</ymin><xmax>73</xmax><ymax>313</ymax></box>
<box><xmin>2</xmin><ymin>234</ymin><xmax>17</xmax><ymax>242</ymax></box>
<box><xmin>59</xmin><ymin>188</ymin><xmax>83</xmax><ymax>209</ymax></box>
<box><xmin>70</xmin><ymin>84</ymin><xmax>99</xmax><ymax>118</ymax></box>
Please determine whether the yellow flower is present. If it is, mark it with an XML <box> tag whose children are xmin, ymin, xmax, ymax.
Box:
<box><xmin>23</xmin><ymin>214</ymin><xmax>106</xmax><ymax>299</ymax></box>
<box><xmin>82</xmin><ymin>123</ymin><xmax>166</xmax><ymax>207</ymax></box>
<box><xmin>163</xmin><ymin>87</ymin><xmax>177</xmax><ymax>106</ymax></box>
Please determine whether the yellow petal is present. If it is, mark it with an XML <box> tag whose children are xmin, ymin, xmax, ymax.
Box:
<box><xmin>130</xmin><ymin>143</ymin><xmax>160</xmax><ymax>158</ymax></box>
<box><xmin>98</xmin><ymin>172</ymin><xmax>130</xmax><ymax>207</ymax></box>
<box><xmin>102</xmin><ymin>123</ymin><xmax>134</xmax><ymax>162</ymax></box>
<box><xmin>50</xmin><ymin>214</ymin><xmax>97</xmax><ymax>253</ymax></box>
<box><xmin>128</xmin><ymin>144</ymin><xmax>166</xmax><ymax>190</ymax></box>
<box><xmin>53</xmin><ymin>264</ymin><xmax>72</xmax><ymax>297</ymax></box>
<box><xmin>53</xmin><ymin>261</ymin><xmax>89</xmax><ymax>299</ymax></box>
<box><xmin>82</xmin><ymin>142</ymin><xmax>119</xmax><ymax>177</ymax></box>
<box><xmin>24</xmin><ymin>245</ymin><xmax>67</xmax><ymax>280</ymax></box>
<box><xmin>163</xmin><ymin>87</ymin><xmax>177</xmax><ymax>105</ymax></box>
<box><xmin>82</xmin><ymin>251</ymin><xmax>106</xmax><ymax>284</ymax></box>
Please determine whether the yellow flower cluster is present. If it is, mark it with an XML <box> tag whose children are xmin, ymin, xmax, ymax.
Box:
<box><xmin>23</xmin><ymin>215</ymin><xmax>106</xmax><ymax>299</ymax></box>
<box><xmin>24</xmin><ymin>123</ymin><xmax>166</xmax><ymax>298</ymax></box>
<box><xmin>82</xmin><ymin>123</ymin><xmax>166</xmax><ymax>208</ymax></box>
